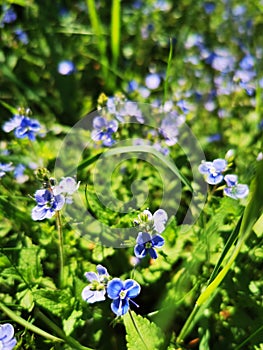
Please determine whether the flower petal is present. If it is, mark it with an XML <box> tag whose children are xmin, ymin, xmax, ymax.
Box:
<box><xmin>134</xmin><ymin>243</ymin><xmax>147</xmax><ymax>258</ymax></box>
<box><xmin>84</xmin><ymin>272</ymin><xmax>99</xmax><ymax>283</ymax></box>
<box><xmin>198</xmin><ymin>161</ymin><xmax>213</xmax><ymax>174</ymax></box>
<box><xmin>224</xmin><ymin>174</ymin><xmax>238</xmax><ymax>187</ymax></box>
<box><xmin>149</xmin><ymin>247</ymin><xmax>158</xmax><ymax>259</ymax></box>
<box><xmin>111</xmin><ymin>298</ymin><xmax>130</xmax><ymax>316</ymax></box>
<box><xmin>81</xmin><ymin>286</ymin><xmax>105</xmax><ymax>303</ymax></box>
<box><xmin>0</xmin><ymin>323</ymin><xmax>15</xmax><ymax>342</ymax></box>
<box><xmin>93</xmin><ymin>116</ymin><xmax>107</xmax><ymax>129</ymax></box>
<box><xmin>153</xmin><ymin>209</ymin><xmax>168</xmax><ymax>233</ymax></box>
<box><xmin>213</xmin><ymin>158</ymin><xmax>227</xmax><ymax>172</ymax></box>
<box><xmin>151</xmin><ymin>234</ymin><xmax>165</xmax><ymax>248</ymax></box>
<box><xmin>124</xmin><ymin>279</ymin><xmax>141</xmax><ymax>298</ymax></box>
<box><xmin>96</xmin><ymin>265</ymin><xmax>108</xmax><ymax>276</ymax></box>
<box><xmin>136</xmin><ymin>232</ymin><xmax>151</xmax><ymax>245</ymax></box>
<box><xmin>107</xmin><ymin>278</ymin><xmax>124</xmax><ymax>299</ymax></box>
<box><xmin>207</xmin><ymin>173</ymin><xmax>224</xmax><ymax>185</ymax></box>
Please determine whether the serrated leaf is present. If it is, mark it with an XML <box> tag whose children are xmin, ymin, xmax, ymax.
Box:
<box><xmin>63</xmin><ymin>309</ymin><xmax>83</xmax><ymax>336</ymax></box>
<box><xmin>123</xmin><ymin>311</ymin><xmax>165</xmax><ymax>350</ymax></box>
<box><xmin>33</xmin><ymin>289</ymin><xmax>73</xmax><ymax>317</ymax></box>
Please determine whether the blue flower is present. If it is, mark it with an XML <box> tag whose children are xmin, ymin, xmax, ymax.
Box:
<box><xmin>135</xmin><ymin>209</ymin><xmax>168</xmax><ymax>234</ymax></box>
<box><xmin>107</xmin><ymin>278</ymin><xmax>140</xmax><ymax>316</ymax></box>
<box><xmin>14</xmin><ymin>164</ymin><xmax>28</xmax><ymax>183</ymax></box>
<box><xmin>0</xmin><ymin>163</ymin><xmax>14</xmax><ymax>178</ymax></box>
<box><xmin>159</xmin><ymin>111</ymin><xmax>185</xmax><ymax>146</ymax></box>
<box><xmin>53</xmin><ymin>177</ymin><xmax>80</xmax><ymax>204</ymax></box>
<box><xmin>224</xmin><ymin>174</ymin><xmax>249</xmax><ymax>199</ymax></box>
<box><xmin>14</xmin><ymin>28</ymin><xmax>29</xmax><ymax>44</ymax></box>
<box><xmin>198</xmin><ymin>158</ymin><xmax>227</xmax><ymax>185</ymax></box>
<box><xmin>1</xmin><ymin>6</ymin><xmax>17</xmax><ymax>26</ymax></box>
<box><xmin>82</xmin><ymin>265</ymin><xmax>110</xmax><ymax>304</ymax></box>
<box><xmin>91</xmin><ymin>116</ymin><xmax>118</xmax><ymax>147</ymax></box>
<box><xmin>31</xmin><ymin>189</ymin><xmax>65</xmax><ymax>221</ymax></box>
<box><xmin>0</xmin><ymin>323</ymin><xmax>17</xmax><ymax>350</ymax></box>
<box><xmin>145</xmin><ymin>73</ymin><xmax>161</xmax><ymax>90</ymax></box>
<box><xmin>134</xmin><ymin>232</ymin><xmax>164</xmax><ymax>259</ymax></box>
<box><xmin>3</xmin><ymin>113</ymin><xmax>41</xmax><ymax>141</ymax></box>
<box><xmin>57</xmin><ymin>60</ymin><xmax>75</xmax><ymax>75</ymax></box>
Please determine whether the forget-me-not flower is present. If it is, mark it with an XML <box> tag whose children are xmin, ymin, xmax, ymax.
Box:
<box><xmin>0</xmin><ymin>163</ymin><xmax>14</xmax><ymax>178</ymax></box>
<box><xmin>159</xmin><ymin>111</ymin><xmax>185</xmax><ymax>146</ymax></box>
<box><xmin>82</xmin><ymin>265</ymin><xmax>110</xmax><ymax>304</ymax></box>
<box><xmin>198</xmin><ymin>158</ymin><xmax>227</xmax><ymax>185</ymax></box>
<box><xmin>91</xmin><ymin>116</ymin><xmax>118</xmax><ymax>146</ymax></box>
<box><xmin>134</xmin><ymin>231</ymin><xmax>165</xmax><ymax>259</ymax></box>
<box><xmin>0</xmin><ymin>323</ymin><xmax>17</xmax><ymax>350</ymax></box>
<box><xmin>224</xmin><ymin>174</ymin><xmax>249</xmax><ymax>199</ymax></box>
<box><xmin>57</xmin><ymin>60</ymin><xmax>75</xmax><ymax>75</ymax></box>
<box><xmin>31</xmin><ymin>189</ymin><xmax>65</xmax><ymax>221</ymax></box>
<box><xmin>134</xmin><ymin>209</ymin><xmax>167</xmax><ymax>259</ymax></box>
<box><xmin>107</xmin><ymin>278</ymin><xmax>140</xmax><ymax>316</ymax></box>
<box><xmin>53</xmin><ymin>177</ymin><xmax>80</xmax><ymax>204</ymax></box>
<box><xmin>3</xmin><ymin>111</ymin><xmax>41</xmax><ymax>141</ymax></box>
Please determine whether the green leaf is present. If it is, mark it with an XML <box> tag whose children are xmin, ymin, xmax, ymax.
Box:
<box><xmin>18</xmin><ymin>247</ymin><xmax>43</xmax><ymax>285</ymax></box>
<box><xmin>123</xmin><ymin>311</ymin><xmax>165</xmax><ymax>350</ymax></box>
<box><xmin>33</xmin><ymin>289</ymin><xmax>73</xmax><ymax>317</ymax></box>
<box><xmin>63</xmin><ymin>309</ymin><xmax>83</xmax><ymax>336</ymax></box>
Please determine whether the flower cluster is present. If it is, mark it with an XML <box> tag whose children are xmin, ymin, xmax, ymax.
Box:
<box><xmin>91</xmin><ymin>116</ymin><xmax>118</xmax><ymax>147</ymax></box>
<box><xmin>31</xmin><ymin>176</ymin><xmax>80</xmax><ymax>220</ymax></box>
<box><xmin>199</xmin><ymin>158</ymin><xmax>249</xmax><ymax>199</ymax></box>
<box><xmin>134</xmin><ymin>209</ymin><xmax>168</xmax><ymax>259</ymax></box>
<box><xmin>0</xmin><ymin>323</ymin><xmax>17</xmax><ymax>350</ymax></box>
<box><xmin>82</xmin><ymin>265</ymin><xmax>141</xmax><ymax>316</ymax></box>
<box><xmin>3</xmin><ymin>108</ymin><xmax>42</xmax><ymax>141</ymax></box>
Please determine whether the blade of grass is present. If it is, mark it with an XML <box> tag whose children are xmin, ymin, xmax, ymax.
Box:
<box><xmin>177</xmin><ymin>160</ymin><xmax>263</xmax><ymax>344</ymax></box>
<box><xmin>86</xmin><ymin>0</ymin><xmax>108</xmax><ymax>78</ymax></box>
<box><xmin>111</xmin><ymin>0</ymin><xmax>121</xmax><ymax>68</ymax></box>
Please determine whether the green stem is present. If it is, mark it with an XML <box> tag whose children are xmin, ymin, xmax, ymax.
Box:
<box><xmin>235</xmin><ymin>324</ymin><xmax>263</xmax><ymax>350</ymax></box>
<box><xmin>128</xmin><ymin>310</ymin><xmax>149</xmax><ymax>350</ymax></box>
<box><xmin>35</xmin><ymin>308</ymin><xmax>94</xmax><ymax>350</ymax></box>
<box><xmin>0</xmin><ymin>302</ymin><xmax>62</xmax><ymax>343</ymax></box>
<box><xmin>163</xmin><ymin>38</ymin><xmax>174</xmax><ymax>105</ymax></box>
<box><xmin>176</xmin><ymin>304</ymin><xmax>199</xmax><ymax>344</ymax></box>
<box><xmin>56</xmin><ymin>210</ymin><xmax>64</xmax><ymax>289</ymax></box>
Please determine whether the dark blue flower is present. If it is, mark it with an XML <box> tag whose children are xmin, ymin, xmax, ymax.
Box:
<box><xmin>134</xmin><ymin>232</ymin><xmax>164</xmax><ymax>259</ymax></box>
<box><xmin>107</xmin><ymin>278</ymin><xmax>140</xmax><ymax>316</ymax></box>
<box><xmin>224</xmin><ymin>174</ymin><xmax>249</xmax><ymax>199</ymax></box>
<box><xmin>3</xmin><ymin>114</ymin><xmax>41</xmax><ymax>141</ymax></box>
<box><xmin>82</xmin><ymin>265</ymin><xmax>110</xmax><ymax>304</ymax></box>
<box><xmin>91</xmin><ymin>116</ymin><xmax>118</xmax><ymax>147</ymax></box>
<box><xmin>0</xmin><ymin>323</ymin><xmax>17</xmax><ymax>350</ymax></box>
<box><xmin>198</xmin><ymin>158</ymin><xmax>227</xmax><ymax>185</ymax></box>
<box><xmin>31</xmin><ymin>189</ymin><xmax>65</xmax><ymax>221</ymax></box>
<box><xmin>0</xmin><ymin>163</ymin><xmax>14</xmax><ymax>178</ymax></box>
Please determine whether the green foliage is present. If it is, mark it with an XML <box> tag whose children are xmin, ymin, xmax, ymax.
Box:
<box><xmin>124</xmin><ymin>311</ymin><xmax>165</xmax><ymax>350</ymax></box>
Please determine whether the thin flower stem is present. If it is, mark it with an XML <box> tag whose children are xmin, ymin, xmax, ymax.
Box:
<box><xmin>56</xmin><ymin>210</ymin><xmax>64</xmax><ymax>289</ymax></box>
<box><xmin>128</xmin><ymin>309</ymin><xmax>149</xmax><ymax>350</ymax></box>
<box><xmin>35</xmin><ymin>308</ymin><xmax>94</xmax><ymax>350</ymax></box>
<box><xmin>0</xmin><ymin>302</ymin><xmax>62</xmax><ymax>343</ymax></box>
